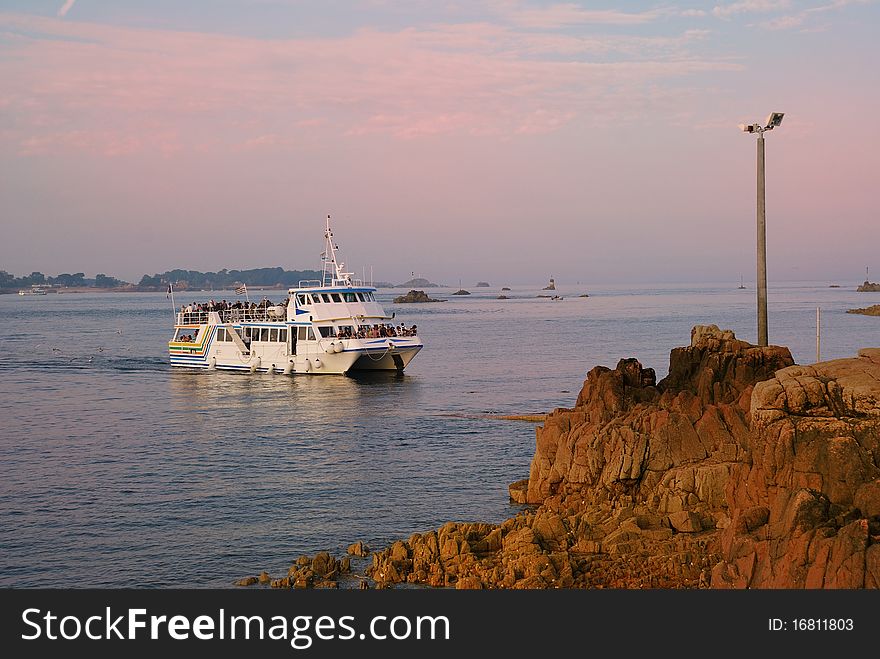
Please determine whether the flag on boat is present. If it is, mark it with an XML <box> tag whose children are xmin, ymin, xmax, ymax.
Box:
<box><xmin>235</xmin><ymin>284</ymin><xmax>247</xmax><ymax>295</ymax></box>
<box><xmin>166</xmin><ymin>284</ymin><xmax>172</xmax><ymax>299</ymax></box>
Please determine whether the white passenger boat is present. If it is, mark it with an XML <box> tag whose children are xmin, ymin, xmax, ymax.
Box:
<box><xmin>168</xmin><ymin>217</ymin><xmax>422</xmax><ymax>374</ymax></box>
<box><xmin>18</xmin><ymin>286</ymin><xmax>48</xmax><ymax>295</ymax></box>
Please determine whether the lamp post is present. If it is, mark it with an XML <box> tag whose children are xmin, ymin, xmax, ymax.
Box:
<box><xmin>739</xmin><ymin>112</ymin><xmax>784</xmax><ymax>347</ymax></box>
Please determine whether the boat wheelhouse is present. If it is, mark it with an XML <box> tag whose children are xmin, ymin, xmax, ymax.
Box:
<box><xmin>168</xmin><ymin>216</ymin><xmax>422</xmax><ymax>375</ymax></box>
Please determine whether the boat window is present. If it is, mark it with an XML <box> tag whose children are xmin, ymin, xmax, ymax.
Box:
<box><xmin>318</xmin><ymin>326</ymin><xmax>333</xmax><ymax>338</ymax></box>
<box><xmin>269</xmin><ymin>328</ymin><xmax>278</xmax><ymax>342</ymax></box>
<box><xmin>279</xmin><ymin>329</ymin><xmax>287</xmax><ymax>343</ymax></box>
<box><xmin>297</xmin><ymin>295</ymin><xmax>306</xmax><ymax>305</ymax></box>
<box><xmin>260</xmin><ymin>328</ymin><xmax>270</xmax><ymax>342</ymax></box>
<box><xmin>317</xmin><ymin>293</ymin><xmax>327</xmax><ymax>303</ymax></box>
<box><xmin>217</xmin><ymin>328</ymin><xmax>226</xmax><ymax>342</ymax></box>
<box><xmin>297</xmin><ymin>326</ymin><xmax>306</xmax><ymax>341</ymax></box>
<box><xmin>344</xmin><ymin>292</ymin><xmax>357</xmax><ymax>302</ymax></box>
<box><xmin>307</xmin><ymin>327</ymin><xmax>316</xmax><ymax>341</ymax></box>
<box><xmin>354</xmin><ymin>293</ymin><xmax>363</xmax><ymax>301</ymax></box>
<box><xmin>331</xmin><ymin>293</ymin><xmax>342</xmax><ymax>303</ymax></box>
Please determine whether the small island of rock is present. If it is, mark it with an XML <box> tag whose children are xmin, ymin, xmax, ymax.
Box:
<box><xmin>393</xmin><ymin>289</ymin><xmax>444</xmax><ymax>303</ymax></box>
<box><xmin>542</xmin><ymin>277</ymin><xmax>556</xmax><ymax>291</ymax></box>
<box><xmin>451</xmin><ymin>289</ymin><xmax>470</xmax><ymax>295</ymax></box>
<box><xmin>475</xmin><ymin>282</ymin><xmax>490</xmax><ymax>287</ymax></box>
<box><xmin>397</xmin><ymin>277</ymin><xmax>441</xmax><ymax>288</ymax></box>
<box><xmin>847</xmin><ymin>305</ymin><xmax>880</xmax><ymax>316</ymax></box>
<box><xmin>857</xmin><ymin>280</ymin><xmax>880</xmax><ymax>292</ymax></box>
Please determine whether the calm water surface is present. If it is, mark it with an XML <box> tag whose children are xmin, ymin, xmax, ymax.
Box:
<box><xmin>0</xmin><ymin>282</ymin><xmax>877</xmax><ymax>586</ymax></box>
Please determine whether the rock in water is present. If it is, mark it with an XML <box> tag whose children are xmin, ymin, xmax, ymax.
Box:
<box><xmin>248</xmin><ymin>328</ymin><xmax>880</xmax><ymax>590</ymax></box>
<box><xmin>847</xmin><ymin>305</ymin><xmax>880</xmax><ymax>316</ymax></box>
<box><xmin>364</xmin><ymin>327</ymin><xmax>880</xmax><ymax>590</ymax></box>
<box><xmin>393</xmin><ymin>289</ymin><xmax>443</xmax><ymax>303</ymax></box>
<box><xmin>508</xmin><ymin>479</ymin><xmax>528</xmax><ymax>504</ymax></box>
<box><xmin>347</xmin><ymin>541</ymin><xmax>370</xmax><ymax>557</ymax></box>
<box><xmin>857</xmin><ymin>280</ymin><xmax>880</xmax><ymax>292</ymax></box>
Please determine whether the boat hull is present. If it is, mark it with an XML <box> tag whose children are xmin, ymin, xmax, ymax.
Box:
<box><xmin>351</xmin><ymin>345</ymin><xmax>421</xmax><ymax>371</ymax></box>
<box><xmin>170</xmin><ymin>348</ymin><xmax>363</xmax><ymax>375</ymax></box>
<box><xmin>168</xmin><ymin>324</ymin><xmax>422</xmax><ymax>375</ymax></box>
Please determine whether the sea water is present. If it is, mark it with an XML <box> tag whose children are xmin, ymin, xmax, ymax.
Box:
<box><xmin>0</xmin><ymin>282</ymin><xmax>877</xmax><ymax>586</ymax></box>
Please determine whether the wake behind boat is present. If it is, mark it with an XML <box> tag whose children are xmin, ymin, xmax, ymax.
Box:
<box><xmin>168</xmin><ymin>216</ymin><xmax>423</xmax><ymax>374</ymax></box>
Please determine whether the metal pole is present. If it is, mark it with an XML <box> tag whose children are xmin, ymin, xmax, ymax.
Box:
<box><xmin>816</xmin><ymin>307</ymin><xmax>821</xmax><ymax>363</ymax></box>
<box><xmin>756</xmin><ymin>133</ymin><xmax>768</xmax><ymax>346</ymax></box>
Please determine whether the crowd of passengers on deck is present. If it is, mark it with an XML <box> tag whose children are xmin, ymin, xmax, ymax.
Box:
<box><xmin>180</xmin><ymin>298</ymin><xmax>283</xmax><ymax>314</ymax></box>
<box><xmin>337</xmin><ymin>323</ymin><xmax>417</xmax><ymax>339</ymax></box>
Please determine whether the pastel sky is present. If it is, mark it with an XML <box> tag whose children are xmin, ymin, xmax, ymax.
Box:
<box><xmin>1</xmin><ymin>0</ymin><xmax>877</xmax><ymax>284</ymax></box>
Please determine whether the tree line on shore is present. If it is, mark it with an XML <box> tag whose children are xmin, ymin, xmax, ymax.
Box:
<box><xmin>0</xmin><ymin>266</ymin><xmax>323</xmax><ymax>292</ymax></box>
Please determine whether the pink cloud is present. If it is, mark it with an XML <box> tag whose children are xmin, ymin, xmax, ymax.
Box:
<box><xmin>501</xmin><ymin>3</ymin><xmax>664</xmax><ymax>29</ymax></box>
<box><xmin>0</xmin><ymin>12</ymin><xmax>741</xmax><ymax>156</ymax></box>
<box><xmin>712</xmin><ymin>1</ymin><xmax>792</xmax><ymax>19</ymax></box>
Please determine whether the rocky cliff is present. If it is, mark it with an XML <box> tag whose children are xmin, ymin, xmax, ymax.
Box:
<box><xmin>367</xmin><ymin>326</ymin><xmax>880</xmax><ymax>589</ymax></box>
<box><xmin>714</xmin><ymin>348</ymin><xmax>880</xmax><ymax>587</ymax></box>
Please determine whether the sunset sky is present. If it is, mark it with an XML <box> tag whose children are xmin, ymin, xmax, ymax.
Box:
<box><xmin>1</xmin><ymin>1</ymin><xmax>877</xmax><ymax>285</ymax></box>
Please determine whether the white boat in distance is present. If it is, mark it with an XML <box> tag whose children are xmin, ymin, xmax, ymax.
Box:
<box><xmin>169</xmin><ymin>217</ymin><xmax>422</xmax><ymax>374</ymax></box>
<box><xmin>18</xmin><ymin>286</ymin><xmax>48</xmax><ymax>295</ymax></box>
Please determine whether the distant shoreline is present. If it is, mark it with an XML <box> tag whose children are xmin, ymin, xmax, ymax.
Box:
<box><xmin>0</xmin><ymin>285</ymin><xmax>296</xmax><ymax>296</ymax></box>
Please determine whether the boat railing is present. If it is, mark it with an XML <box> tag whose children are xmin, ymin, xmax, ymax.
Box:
<box><xmin>296</xmin><ymin>278</ymin><xmax>370</xmax><ymax>289</ymax></box>
<box><xmin>177</xmin><ymin>311</ymin><xmax>210</xmax><ymax>325</ymax></box>
<box><xmin>176</xmin><ymin>307</ymin><xmax>287</xmax><ymax>325</ymax></box>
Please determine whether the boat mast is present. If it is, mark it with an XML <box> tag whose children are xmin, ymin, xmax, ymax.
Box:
<box><xmin>321</xmin><ymin>215</ymin><xmax>354</xmax><ymax>287</ymax></box>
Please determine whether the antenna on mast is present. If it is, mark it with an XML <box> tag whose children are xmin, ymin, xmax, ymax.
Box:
<box><xmin>321</xmin><ymin>214</ymin><xmax>354</xmax><ymax>287</ymax></box>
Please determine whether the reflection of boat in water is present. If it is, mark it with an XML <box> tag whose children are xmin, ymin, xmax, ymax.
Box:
<box><xmin>168</xmin><ymin>217</ymin><xmax>423</xmax><ymax>375</ymax></box>
<box><xmin>18</xmin><ymin>286</ymin><xmax>48</xmax><ymax>295</ymax></box>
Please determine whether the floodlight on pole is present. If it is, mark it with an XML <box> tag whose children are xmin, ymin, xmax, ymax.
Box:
<box><xmin>740</xmin><ymin>111</ymin><xmax>784</xmax><ymax>347</ymax></box>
